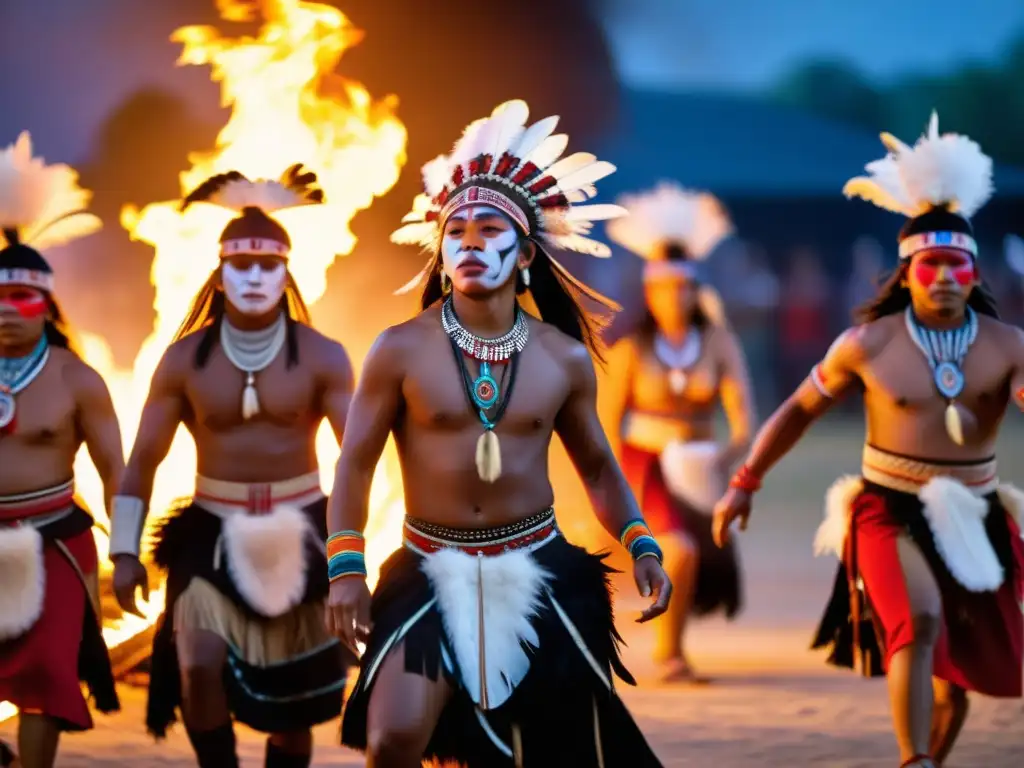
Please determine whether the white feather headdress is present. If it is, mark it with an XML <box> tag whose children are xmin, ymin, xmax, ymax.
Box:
<box><xmin>391</xmin><ymin>99</ymin><xmax>627</xmax><ymax>296</ymax></box>
<box><xmin>0</xmin><ymin>131</ymin><xmax>101</xmax><ymax>261</ymax></box>
<box><xmin>180</xmin><ymin>164</ymin><xmax>325</xmax><ymax>258</ymax></box>
<box><xmin>605</xmin><ymin>182</ymin><xmax>733</xmax><ymax>261</ymax></box>
<box><xmin>843</xmin><ymin>112</ymin><xmax>993</xmax><ymax>260</ymax></box>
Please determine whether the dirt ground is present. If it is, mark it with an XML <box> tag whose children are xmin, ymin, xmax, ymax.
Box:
<box><xmin>3</xmin><ymin>418</ymin><xmax>1024</xmax><ymax>766</ymax></box>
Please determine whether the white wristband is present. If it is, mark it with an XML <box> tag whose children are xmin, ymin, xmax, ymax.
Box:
<box><xmin>109</xmin><ymin>495</ymin><xmax>146</xmax><ymax>558</ymax></box>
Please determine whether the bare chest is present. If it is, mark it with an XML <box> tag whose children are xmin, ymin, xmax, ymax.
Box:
<box><xmin>865</xmin><ymin>334</ymin><xmax>1009</xmax><ymax>412</ymax></box>
<box><xmin>0</xmin><ymin>363</ymin><xmax>77</xmax><ymax>447</ymax></box>
<box><xmin>632</xmin><ymin>345</ymin><xmax>719</xmax><ymax>409</ymax></box>
<box><xmin>184</xmin><ymin>351</ymin><xmax>320</xmax><ymax>431</ymax></box>
<box><xmin>403</xmin><ymin>341</ymin><xmax>569</xmax><ymax>434</ymax></box>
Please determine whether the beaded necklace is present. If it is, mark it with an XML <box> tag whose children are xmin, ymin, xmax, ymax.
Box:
<box><xmin>442</xmin><ymin>297</ymin><xmax>529</xmax><ymax>481</ymax></box>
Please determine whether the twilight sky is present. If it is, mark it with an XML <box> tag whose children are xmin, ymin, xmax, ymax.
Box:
<box><xmin>601</xmin><ymin>0</ymin><xmax>1024</xmax><ymax>89</ymax></box>
<box><xmin>3</xmin><ymin>0</ymin><xmax>1023</xmax><ymax>162</ymax></box>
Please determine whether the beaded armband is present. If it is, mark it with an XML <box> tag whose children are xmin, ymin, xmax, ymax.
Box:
<box><xmin>327</xmin><ymin>530</ymin><xmax>367</xmax><ymax>581</ymax></box>
<box><xmin>619</xmin><ymin>520</ymin><xmax>663</xmax><ymax>564</ymax></box>
<box><xmin>729</xmin><ymin>464</ymin><xmax>762</xmax><ymax>493</ymax></box>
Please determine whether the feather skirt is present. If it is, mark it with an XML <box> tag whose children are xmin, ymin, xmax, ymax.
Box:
<box><xmin>340</xmin><ymin>535</ymin><xmax>663</xmax><ymax>766</ymax></box>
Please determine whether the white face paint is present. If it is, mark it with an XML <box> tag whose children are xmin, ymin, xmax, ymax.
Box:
<box><xmin>441</xmin><ymin>205</ymin><xmax>521</xmax><ymax>292</ymax></box>
<box><xmin>221</xmin><ymin>259</ymin><xmax>288</xmax><ymax>316</ymax></box>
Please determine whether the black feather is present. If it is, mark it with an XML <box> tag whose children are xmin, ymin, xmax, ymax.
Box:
<box><xmin>279</xmin><ymin>163</ymin><xmax>326</xmax><ymax>205</ymax></box>
<box><xmin>178</xmin><ymin>170</ymin><xmax>249</xmax><ymax>212</ymax></box>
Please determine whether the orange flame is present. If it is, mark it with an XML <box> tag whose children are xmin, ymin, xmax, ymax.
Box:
<box><xmin>0</xmin><ymin>1</ymin><xmax>406</xmax><ymax>723</ymax></box>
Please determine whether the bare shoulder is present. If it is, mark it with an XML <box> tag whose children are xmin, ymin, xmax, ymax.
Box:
<box><xmin>834</xmin><ymin>315</ymin><xmax>898</xmax><ymax>365</ymax></box>
<box><xmin>363</xmin><ymin>310</ymin><xmax>438</xmax><ymax>376</ymax></box>
<box><xmin>978</xmin><ymin>313</ymin><xmax>1024</xmax><ymax>347</ymax></box>
<box><xmin>704</xmin><ymin>322</ymin><xmax>741</xmax><ymax>354</ymax></box>
<box><xmin>531</xmin><ymin>317</ymin><xmax>595</xmax><ymax>384</ymax></box>
<box><xmin>53</xmin><ymin>349</ymin><xmax>112</xmax><ymax>401</ymax></box>
<box><xmin>295</xmin><ymin>324</ymin><xmax>353</xmax><ymax>377</ymax></box>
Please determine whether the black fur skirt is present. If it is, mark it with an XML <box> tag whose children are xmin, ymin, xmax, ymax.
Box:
<box><xmin>340</xmin><ymin>529</ymin><xmax>663</xmax><ymax>767</ymax></box>
<box><xmin>145</xmin><ymin>497</ymin><xmax>349</xmax><ymax>737</ymax></box>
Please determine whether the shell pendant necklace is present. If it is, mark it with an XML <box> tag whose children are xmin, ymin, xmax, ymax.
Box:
<box><xmin>904</xmin><ymin>306</ymin><xmax>979</xmax><ymax>445</ymax></box>
<box><xmin>654</xmin><ymin>328</ymin><xmax>702</xmax><ymax>395</ymax></box>
<box><xmin>220</xmin><ymin>314</ymin><xmax>287</xmax><ymax>420</ymax></box>
<box><xmin>442</xmin><ymin>297</ymin><xmax>529</xmax><ymax>482</ymax></box>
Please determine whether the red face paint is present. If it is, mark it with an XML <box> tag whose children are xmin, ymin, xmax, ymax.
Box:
<box><xmin>911</xmin><ymin>249</ymin><xmax>975</xmax><ymax>288</ymax></box>
<box><xmin>0</xmin><ymin>288</ymin><xmax>47</xmax><ymax>319</ymax></box>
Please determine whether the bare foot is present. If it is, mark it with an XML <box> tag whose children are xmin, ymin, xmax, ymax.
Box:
<box><xmin>659</xmin><ymin>657</ymin><xmax>711</xmax><ymax>685</ymax></box>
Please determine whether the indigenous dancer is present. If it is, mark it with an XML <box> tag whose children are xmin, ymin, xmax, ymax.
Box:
<box><xmin>109</xmin><ymin>166</ymin><xmax>354</xmax><ymax>768</ymax></box>
<box><xmin>0</xmin><ymin>132</ymin><xmax>120</xmax><ymax>767</ymax></box>
<box><xmin>713</xmin><ymin>113</ymin><xmax>1024</xmax><ymax>768</ymax></box>
<box><xmin>605</xmin><ymin>183</ymin><xmax>754</xmax><ymax>683</ymax></box>
<box><xmin>329</xmin><ymin>100</ymin><xmax>670</xmax><ymax>767</ymax></box>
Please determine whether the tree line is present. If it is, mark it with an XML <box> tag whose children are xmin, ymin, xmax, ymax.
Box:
<box><xmin>770</xmin><ymin>33</ymin><xmax>1024</xmax><ymax>167</ymax></box>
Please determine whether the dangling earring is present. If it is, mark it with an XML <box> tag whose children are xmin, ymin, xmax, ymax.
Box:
<box><xmin>441</xmin><ymin>271</ymin><xmax>452</xmax><ymax>293</ymax></box>
<box><xmin>520</xmin><ymin>265</ymin><xmax>531</xmax><ymax>288</ymax></box>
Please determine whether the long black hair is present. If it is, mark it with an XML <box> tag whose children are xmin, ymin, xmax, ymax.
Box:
<box><xmin>44</xmin><ymin>294</ymin><xmax>82</xmax><ymax>357</ymax></box>
<box><xmin>419</xmin><ymin>235</ymin><xmax>616</xmax><ymax>364</ymax></box>
<box><xmin>854</xmin><ymin>261</ymin><xmax>1000</xmax><ymax>324</ymax></box>
<box><xmin>171</xmin><ymin>269</ymin><xmax>310</xmax><ymax>369</ymax></box>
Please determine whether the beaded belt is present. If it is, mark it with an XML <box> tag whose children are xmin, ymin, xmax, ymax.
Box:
<box><xmin>403</xmin><ymin>508</ymin><xmax>559</xmax><ymax>556</ymax></box>
<box><xmin>861</xmin><ymin>444</ymin><xmax>999</xmax><ymax>495</ymax></box>
<box><xmin>0</xmin><ymin>479</ymin><xmax>75</xmax><ymax>523</ymax></box>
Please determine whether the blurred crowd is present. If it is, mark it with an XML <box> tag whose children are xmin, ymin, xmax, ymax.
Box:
<box><xmin>706</xmin><ymin>236</ymin><xmax>1024</xmax><ymax>416</ymax></box>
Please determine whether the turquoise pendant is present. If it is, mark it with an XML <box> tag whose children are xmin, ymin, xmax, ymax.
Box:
<box><xmin>471</xmin><ymin>361</ymin><xmax>500</xmax><ymax>410</ymax></box>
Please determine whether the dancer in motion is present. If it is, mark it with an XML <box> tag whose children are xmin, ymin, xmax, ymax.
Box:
<box><xmin>713</xmin><ymin>114</ymin><xmax>1024</xmax><ymax>768</ymax></box>
<box><xmin>0</xmin><ymin>132</ymin><xmax>121</xmax><ymax>768</ymax></box>
<box><xmin>605</xmin><ymin>184</ymin><xmax>754</xmax><ymax>683</ymax></box>
<box><xmin>328</xmin><ymin>99</ymin><xmax>670</xmax><ymax>767</ymax></box>
<box><xmin>110</xmin><ymin>166</ymin><xmax>354</xmax><ymax>768</ymax></box>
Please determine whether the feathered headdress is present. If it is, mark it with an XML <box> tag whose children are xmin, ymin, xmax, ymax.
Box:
<box><xmin>0</xmin><ymin>131</ymin><xmax>102</xmax><ymax>292</ymax></box>
<box><xmin>390</xmin><ymin>99</ymin><xmax>626</xmax><ymax>296</ymax></box>
<box><xmin>180</xmin><ymin>164</ymin><xmax>325</xmax><ymax>259</ymax></box>
<box><xmin>606</xmin><ymin>182</ymin><xmax>733</xmax><ymax>269</ymax></box>
<box><xmin>843</xmin><ymin>112</ymin><xmax>994</xmax><ymax>262</ymax></box>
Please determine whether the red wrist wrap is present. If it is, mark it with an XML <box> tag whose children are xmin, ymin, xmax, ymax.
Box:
<box><xmin>729</xmin><ymin>464</ymin><xmax>762</xmax><ymax>493</ymax></box>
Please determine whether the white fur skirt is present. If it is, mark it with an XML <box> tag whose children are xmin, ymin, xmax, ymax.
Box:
<box><xmin>146</xmin><ymin>497</ymin><xmax>350</xmax><ymax>737</ymax></box>
<box><xmin>341</xmin><ymin>526</ymin><xmax>663</xmax><ymax>767</ymax></box>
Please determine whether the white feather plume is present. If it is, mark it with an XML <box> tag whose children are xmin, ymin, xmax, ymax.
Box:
<box><xmin>390</xmin><ymin>100</ymin><xmax>625</xmax><ymax>294</ymax></box>
<box><xmin>209</xmin><ymin>178</ymin><xmax>316</xmax><ymax>214</ymax></box>
<box><xmin>511</xmin><ymin>116</ymin><xmax>559</xmax><ymax>170</ymax></box>
<box><xmin>606</xmin><ymin>182</ymin><xmax>733</xmax><ymax>260</ymax></box>
<box><xmin>843</xmin><ymin>111</ymin><xmax>994</xmax><ymax>219</ymax></box>
<box><xmin>0</xmin><ymin>131</ymin><xmax>101</xmax><ymax>251</ymax></box>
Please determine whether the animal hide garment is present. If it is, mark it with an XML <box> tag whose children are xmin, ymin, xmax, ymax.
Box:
<box><xmin>0</xmin><ymin>524</ymin><xmax>45</xmax><ymax>641</ymax></box>
<box><xmin>223</xmin><ymin>505</ymin><xmax>311</xmax><ymax>618</ymax></box>
<box><xmin>421</xmin><ymin>548</ymin><xmax>551</xmax><ymax>710</ymax></box>
<box><xmin>919</xmin><ymin>477</ymin><xmax>1004</xmax><ymax>592</ymax></box>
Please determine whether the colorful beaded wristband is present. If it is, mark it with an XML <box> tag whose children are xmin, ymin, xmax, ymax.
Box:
<box><xmin>619</xmin><ymin>520</ymin><xmax>663</xmax><ymax>563</ymax></box>
<box><xmin>327</xmin><ymin>530</ymin><xmax>367</xmax><ymax>581</ymax></box>
<box><xmin>729</xmin><ymin>464</ymin><xmax>762</xmax><ymax>493</ymax></box>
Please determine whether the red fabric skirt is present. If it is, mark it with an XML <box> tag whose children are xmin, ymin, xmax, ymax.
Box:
<box><xmin>850</xmin><ymin>483</ymin><xmax>1024</xmax><ymax>697</ymax></box>
<box><xmin>619</xmin><ymin>443</ymin><xmax>742</xmax><ymax>619</ymax></box>
<box><xmin>0</xmin><ymin>527</ymin><xmax>100</xmax><ymax>729</ymax></box>
<box><xmin>619</xmin><ymin>443</ymin><xmax>688</xmax><ymax>535</ymax></box>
